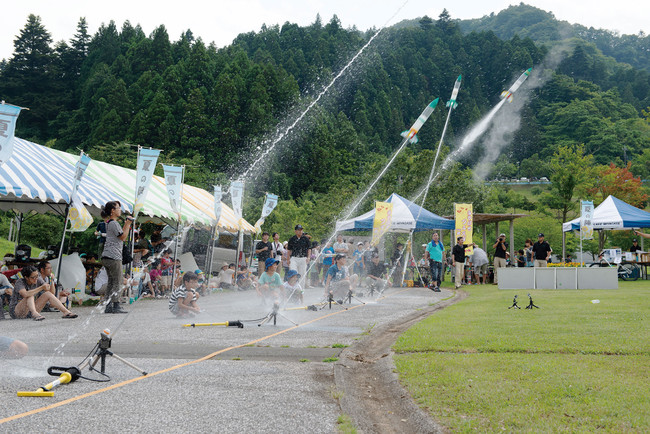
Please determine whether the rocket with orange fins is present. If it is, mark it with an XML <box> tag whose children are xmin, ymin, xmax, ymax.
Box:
<box><xmin>401</xmin><ymin>98</ymin><xmax>439</xmax><ymax>144</ymax></box>
<box><xmin>500</xmin><ymin>68</ymin><xmax>532</xmax><ymax>102</ymax></box>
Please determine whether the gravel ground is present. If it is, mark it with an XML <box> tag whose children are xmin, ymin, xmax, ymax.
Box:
<box><xmin>0</xmin><ymin>285</ymin><xmax>449</xmax><ymax>432</ymax></box>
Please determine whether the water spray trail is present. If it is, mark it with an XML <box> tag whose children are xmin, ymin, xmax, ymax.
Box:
<box><xmin>240</xmin><ymin>1</ymin><xmax>410</xmax><ymax>181</ymax></box>
<box><xmin>412</xmin><ymin>98</ymin><xmax>507</xmax><ymax>204</ymax></box>
<box><xmin>414</xmin><ymin>76</ymin><xmax>461</xmax><ymax>221</ymax></box>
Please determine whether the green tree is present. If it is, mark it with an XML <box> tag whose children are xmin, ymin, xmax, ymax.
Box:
<box><xmin>540</xmin><ymin>144</ymin><xmax>595</xmax><ymax>223</ymax></box>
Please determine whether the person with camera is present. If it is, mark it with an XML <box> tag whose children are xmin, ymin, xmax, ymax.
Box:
<box><xmin>100</xmin><ymin>201</ymin><xmax>133</xmax><ymax>314</ymax></box>
<box><xmin>492</xmin><ymin>233</ymin><xmax>508</xmax><ymax>285</ymax></box>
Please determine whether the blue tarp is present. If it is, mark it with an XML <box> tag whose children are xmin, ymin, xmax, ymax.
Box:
<box><xmin>336</xmin><ymin>193</ymin><xmax>454</xmax><ymax>233</ymax></box>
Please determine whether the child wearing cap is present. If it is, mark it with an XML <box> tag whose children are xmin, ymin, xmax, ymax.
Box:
<box><xmin>258</xmin><ymin>257</ymin><xmax>283</xmax><ymax>300</ymax></box>
<box><xmin>283</xmin><ymin>269</ymin><xmax>303</xmax><ymax>304</ymax></box>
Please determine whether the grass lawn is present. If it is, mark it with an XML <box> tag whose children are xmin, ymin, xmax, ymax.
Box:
<box><xmin>394</xmin><ymin>280</ymin><xmax>649</xmax><ymax>432</ymax></box>
<box><xmin>0</xmin><ymin>238</ymin><xmax>44</xmax><ymax>259</ymax></box>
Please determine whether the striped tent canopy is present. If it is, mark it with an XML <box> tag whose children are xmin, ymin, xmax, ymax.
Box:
<box><xmin>182</xmin><ymin>183</ymin><xmax>255</xmax><ymax>233</ymax></box>
<box><xmin>50</xmin><ymin>146</ymin><xmax>254</xmax><ymax>232</ymax></box>
<box><xmin>0</xmin><ymin>138</ymin><xmax>127</xmax><ymax>214</ymax></box>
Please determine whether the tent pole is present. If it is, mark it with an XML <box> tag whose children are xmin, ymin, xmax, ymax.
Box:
<box><xmin>206</xmin><ymin>225</ymin><xmax>217</xmax><ymax>279</ymax></box>
<box><xmin>55</xmin><ymin>204</ymin><xmax>71</xmax><ymax>297</ymax></box>
<box><xmin>16</xmin><ymin>212</ymin><xmax>23</xmax><ymax>246</ymax></box>
<box><xmin>400</xmin><ymin>233</ymin><xmax>411</xmax><ymax>287</ymax></box>
<box><xmin>8</xmin><ymin>214</ymin><xmax>13</xmax><ymax>242</ymax></box>
<box><xmin>562</xmin><ymin>231</ymin><xmax>566</xmax><ymax>264</ymax></box>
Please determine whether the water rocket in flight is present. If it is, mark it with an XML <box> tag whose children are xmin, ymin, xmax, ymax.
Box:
<box><xmin>500</xmin><ymin>68</ymin><xmax>532</xmax><ymax>102</ymax></box>
<box><xmin>401</xmin><ymin>98</ymin><xmax>439</xmax><ymax>144</ymax></box>
<box><xmin>445</xmin><ymin>75</ymin><xmax>462</xmax><ymax>109</ymax></box>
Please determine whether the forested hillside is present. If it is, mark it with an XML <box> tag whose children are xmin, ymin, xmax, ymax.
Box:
<box><xmin>459</xmin><ymin>3</ymin><xmax>650</xmax><ymax>72</ymax></box>
<box><xmin>0</xmin><ymin>8</ymin><xmax>649</xmax><ymax>239</ymax></box>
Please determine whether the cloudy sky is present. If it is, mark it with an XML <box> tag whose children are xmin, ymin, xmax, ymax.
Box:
<box><xmin>2</xmin><ymin>1</ymin><xmax>649</xmax><ymax>60</ymax></box>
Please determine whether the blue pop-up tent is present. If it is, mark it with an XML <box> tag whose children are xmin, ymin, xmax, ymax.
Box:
<box><xmin>563</xmin><ymin>195</ymin><xmax>650</xmax><ymax>232</ymax></box>
<box><xmin>336</xmin><ymin>193</ymin><xmax>454</xmax><ymax>232</ymax></box>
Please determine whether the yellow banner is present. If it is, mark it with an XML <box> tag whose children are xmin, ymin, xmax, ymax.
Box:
<box><xmin>68</xmin><ymin>198</ymin><xmax>93</xmax><ymax>232</ymax></box>
<box><xmin>371</xmin><ymin>201</ymin><xmax>393</xmax><ymax>246</ymax></box>
<box><xmin>454</xmin><ymin>203</ymin><xmax>473</xmax><ymax>255</ymax></box>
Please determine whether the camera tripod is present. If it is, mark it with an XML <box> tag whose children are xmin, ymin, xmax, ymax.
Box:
<box><xmin>78</xmin><ymin>329</ymin><xmax>148</xmax><ymax>376</ymax></box>
<box><xmin>258</xmin><ymin>301</ymin><xmax>299</xmax><ymax>327</ymax></box>
<box><xmin>508</xmin><ymin>295</ymin><xmax>520</xmax><ymax>309</ymax></box>
<box><xmin>525</xmin><ymin>294</ymin><xmax>540</xmax><ymax>309</ymax></box>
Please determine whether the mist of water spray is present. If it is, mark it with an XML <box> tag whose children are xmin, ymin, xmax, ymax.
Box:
<box><xmin>239</xmin><ymin>1</ymin><xmax>410</xmax><ymax>182</ymax></box>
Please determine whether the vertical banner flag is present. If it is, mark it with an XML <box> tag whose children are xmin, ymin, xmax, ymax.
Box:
<box><xmin>163</xmin><ymin>164</ymin><xmax>185</xmax><ymax>219</ymax></box>
<box><xmin>0</xmin><ymin>102</ymin><xmax>22</xmax><ymax>165</ymax></box>
<box><xmin>68</xmin><ymin>198</ymin><xmax>93</xmax><ymax>232</ymax></box>
<box><xmin>133</xmin><ymin>148</ymin><xmax>161</xmax><ymax>218</ymax></box>
<box><xmin>230</xmin><ymin>180</ymin><xmax>244</xmax><ymax>222</ymax></box>
<box><xmin>454</xmin><ymin>203</ymin><xmax>473</xmax><ymax>255</ymax></box>
<box><xmin>213</xmin><ymin>185</ymin><xmax>223</xmax><ymax>227</ymax></box>
<box><xmin>371</xmin><ymin>201</ymin><xmax>393</xmax><ymax>246</ymax></box>
<box><xmin>254</xmin><ymin>193</ymin><xmax>279</xmax><ymax>232</ymax></box>
<box><xmin>580</xmin><ymin>200</ymin><xmax>594</xmax><ymax>240</ymax></box>
<box><xmin>68</xmin><ymin>152</ymin><xmax>93</xmax><ymax>232</ymax></box>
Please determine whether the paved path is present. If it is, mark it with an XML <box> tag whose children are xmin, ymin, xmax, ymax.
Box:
<box><xmin>1</xmin><ymin>285</ymin><xmax>449</xmax><ymax>432</ymax></box>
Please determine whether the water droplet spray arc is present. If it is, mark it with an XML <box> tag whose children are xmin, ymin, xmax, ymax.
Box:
<box><xmin>239</xmin><ymin>1</ymin><xmax>410</xmax><ymax>182</ymax></box>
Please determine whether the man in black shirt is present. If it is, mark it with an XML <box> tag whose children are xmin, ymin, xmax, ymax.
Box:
<box><xmin>451</xmin><ymin>237</ymin><xmax>467</xmax><ymax>289</ymax></box>
<box><xmin>364</xmin><ymin>253</ymin><xmax>386</xmax><ymax>294</ymax></box>
<box><xmin>287</xmin><ymin>224</ymin><xmax>311</xmax><ymax>286</ymax></box>
<box><xmin>630</xmin><ymin>239</ymin><xmax>642</xmax><ymax>253</ymax></box>
<box><xmin>492</xmin><ymin>233</ymin><xmax>508</xmax><ymax>285</ymax></box>
<box><xmin>532</xmin><ymin>233</ymin><xmax>552</xmax><ymax>267</ymax></box>
<box><xmin>255</xmin><ymin>232</ymin><xmax>273</xmax><ymax>275</ymax></box>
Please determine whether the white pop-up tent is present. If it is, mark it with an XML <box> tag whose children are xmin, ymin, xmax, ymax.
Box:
<box><xmin>336</xmin><ymin>193</ymin><xmax>454</xmax><ymax>232</ymax></box>
<box><xmin>562</xmin><ymin>195</ymin><xmax>650</xmax><ymax>259</ymax></box>
<box><xmin>563</xmin><ymin>196</ymin><xmax>650</xmax><ymax>232</ymax></box>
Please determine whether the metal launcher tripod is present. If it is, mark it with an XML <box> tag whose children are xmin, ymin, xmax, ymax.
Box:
<box><xmin>78</xmin><ymin>329</ymin><xmax>148</xmax><ymax>376</ymax></box>
<box><xmin>258</xmin><ymin>301</ymin><xmax>298</xmax><ymax>327</ymax></box>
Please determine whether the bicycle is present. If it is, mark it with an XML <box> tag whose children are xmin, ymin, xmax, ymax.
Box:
<box><xmin>589</xmin><ymin>253</ymin><xmax>640</xmax><ymax>281</ymax></box>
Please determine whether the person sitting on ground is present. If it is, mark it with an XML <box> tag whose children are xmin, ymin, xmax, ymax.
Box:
<box><xmin>0</xmin><ymin>272</ymin><xmax>13</xmax><ymax>319</ymax></box>
<box><xmin>236</xmin><ymin>265</ymin><xmax>255</xmax><ymax>291</ymax></box>
<box><xmin>131</xmin><ymin>266</ymin><xmax>155</xmax><ymax>298</ymax></box>
<box><xmin>38</xmin><ymin>261</ymin><xmax>70</xmax><ymax>307</ymax></box>
<box><xmin>216</xmin><ymin>264</ymin><xmax>235</xmax><ymax>290</ymax></box>
<box><xmin>0</xmin><ymin>336</ymin><xmax>28</xmax><ymax>358</ymax></box>
<box><xmin>283</xmin><ymin>270</ymin><xmax>303</xmax><ymax>304</ymax></box>
<box><xmin>257</xmin><ymin>258</ymin><xmax>284</xmax><ymax>300</ymax></box>
<box><xmin>324</xmin><ymin>254</ymin><xmax>359</xmax><ymax>301</ymax></box>
<box><xmin>8</xmin><ymin>265</ymin><xmax>78</xmax><ymax>320</ymax></box>
<box><xmin>192</xmin><ymin>270</ymin><xmax>207</xmax><ymax>296</ymax></box>
<box><xmin>364</xmin><ymin>253</ymin><xmax>387</xmax><ymax>294</ymax></box>
<box><xmin>168</xmin><ymin>271</ymin><xmax>201</xmax><ymax>318</ymax></box>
